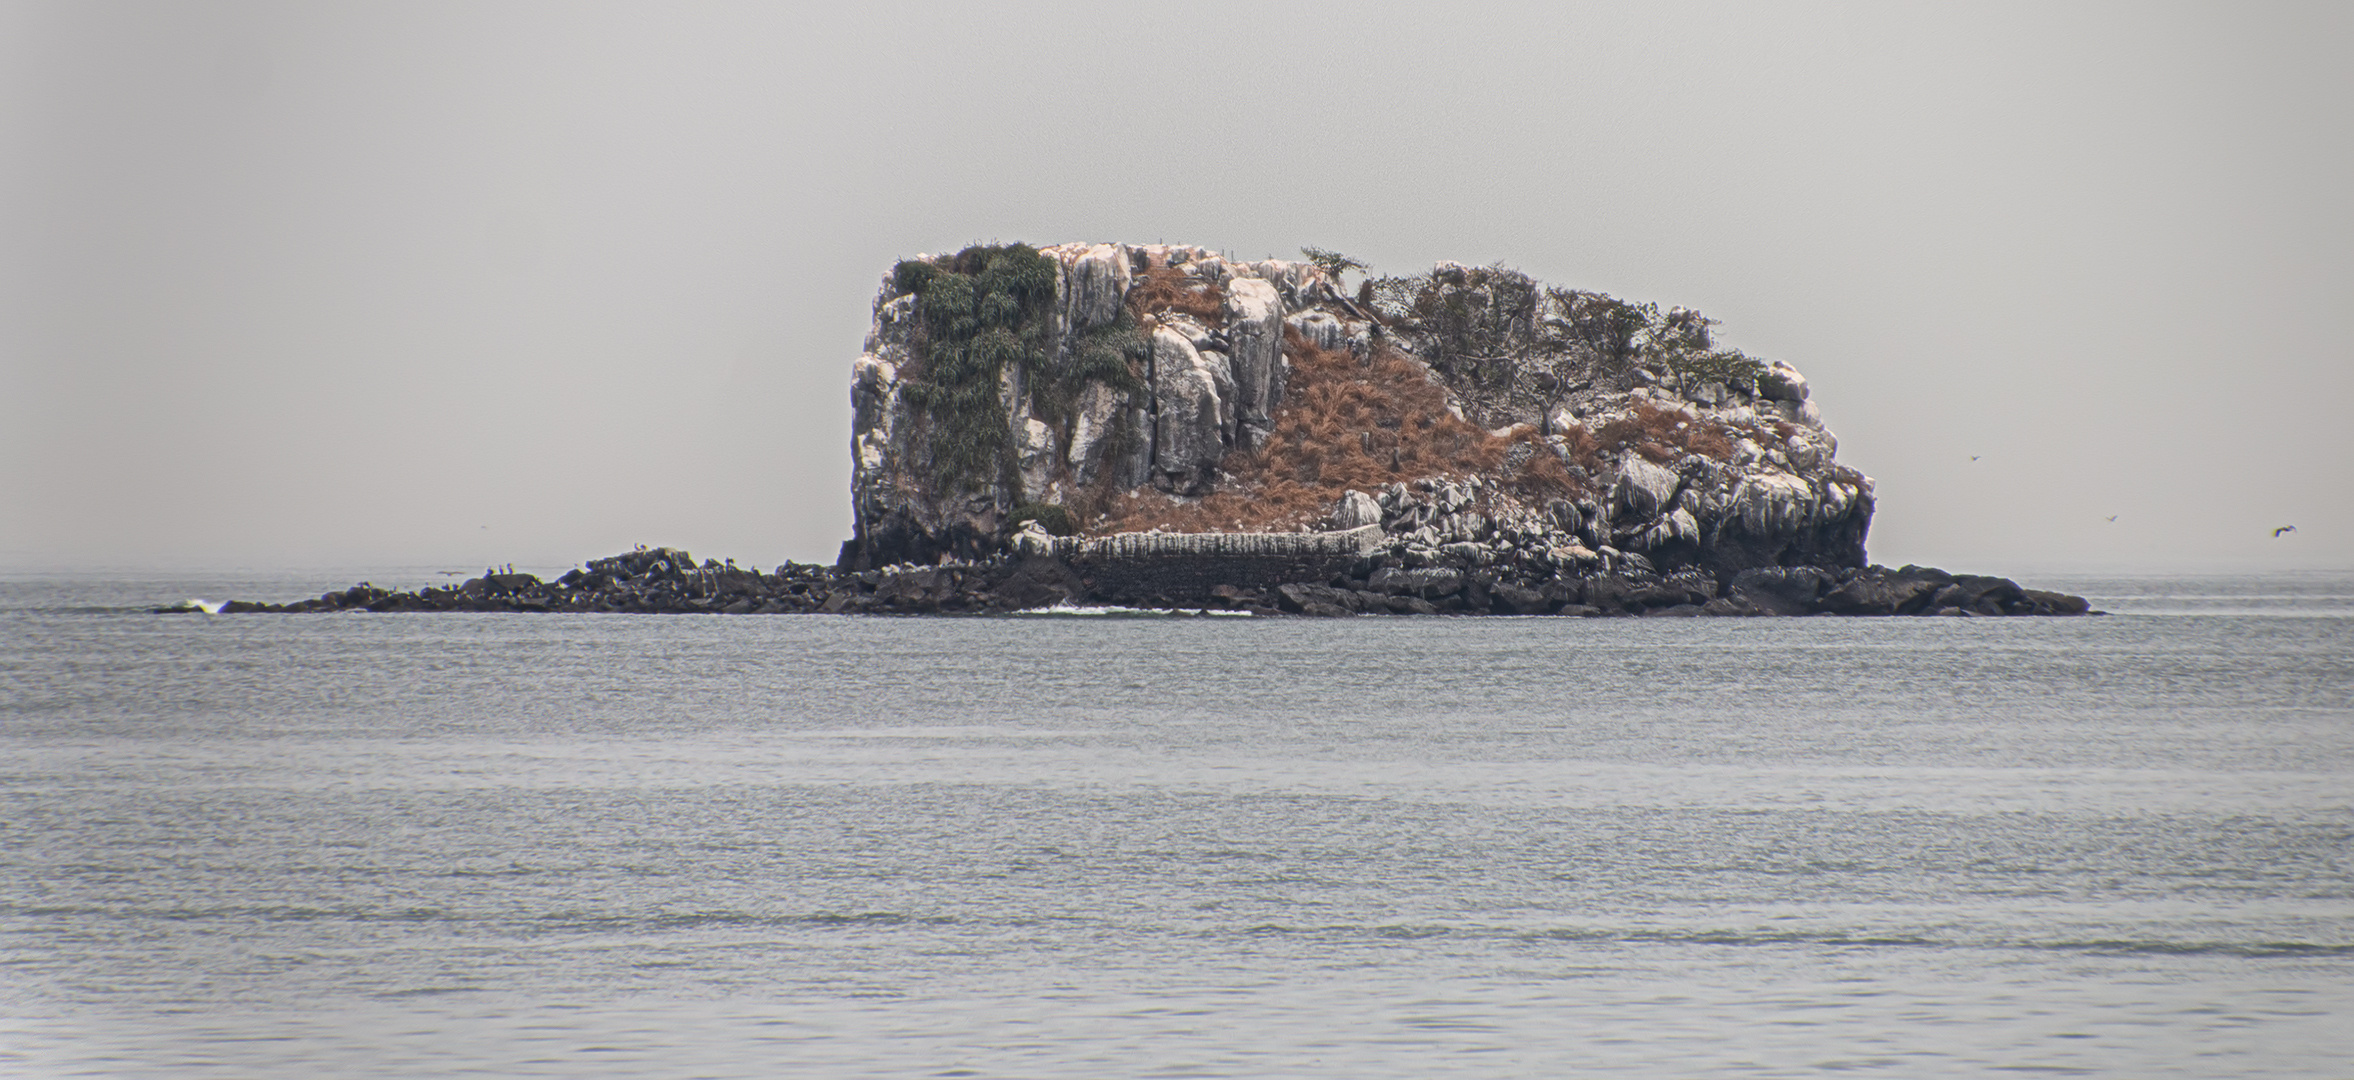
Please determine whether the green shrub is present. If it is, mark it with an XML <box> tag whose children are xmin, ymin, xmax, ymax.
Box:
<box><xmin>1036</xmin><ymin>310</ymin><xmax>1144</xmax><ymax>432</ymax></box>
<box><xmin>888</xmin><ymin>258</ymin><xmax>938</xmax><ymax>301</ymax></box>
<box><xmin>893</xmin><ymin>243</ymin><xmax>1148</xmax><ymax>500</ymax></box>
<box><xmin>893</xmin><ymin>244</ymin><xmax>1058</xmax><ymax>494</ymax></box>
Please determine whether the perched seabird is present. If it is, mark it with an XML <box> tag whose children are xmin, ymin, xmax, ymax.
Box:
<box><xmin>2274</xmin><ymin>525</ymin><xmax>2297</xmax><ymax>538</ymax></box>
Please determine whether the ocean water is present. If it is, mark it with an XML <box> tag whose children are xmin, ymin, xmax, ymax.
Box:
<box><xmin>2</xmin><ymin>570</ymin><xmax>2349</xmax><ymax>1078</ymax></box>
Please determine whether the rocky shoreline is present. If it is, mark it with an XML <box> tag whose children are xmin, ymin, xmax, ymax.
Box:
<box><xmin>170</xmin><ymin>240</ymin><xmax>2100</xmax><ymax>620</ymax></box>
<box><xmin>170</xmin><ymin>544</ymin><xmax>2094</xmax><ymax>618</ymax></box>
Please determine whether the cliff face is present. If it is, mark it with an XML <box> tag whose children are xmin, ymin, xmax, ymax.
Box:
<box><xmin>846</xmin><ymin>242</ymin><xmax>1872</xmax><ymax>583</ymax></box>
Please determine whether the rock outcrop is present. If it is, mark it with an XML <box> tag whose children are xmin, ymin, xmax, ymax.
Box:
<box><xmin>186</xmin><ymin>241</ymin><xmax>2095</xmax><ymax>619</ymax></box>
<box><xmin>847</xmin><ymin>242</ymin><xmax>1871</xmax><ymax>586</ymax></box>
<box><xmin>172</xmin><ymin>548</ymin><xmax>1086</xmax><ymax>617</ymax></box>
<box><xmin>849</xmin><ymin>242</ymin><xmax>1334</xmax><ymax>566</ymax></box>
<box><xmin>173</xmin><ymin>547</ymin><xmax>2092</xmax><ymax>619</ymax></box>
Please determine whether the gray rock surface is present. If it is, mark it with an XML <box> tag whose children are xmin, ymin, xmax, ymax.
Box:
<box><xmin>1332</xmin><ymin>490</ymin><xmax>1383</xmax><ymax>530</ymax></box>
<box><xmin>1756</xmin><ymin>359</ymin><xmax>1809</xmax><ymax>402</ymax></box>
<box><xmin>849</xmin><ymin>241</ymin><xmax>1873</xmax><ymax>589</ymax></box>
<box><xmin>1223</xmin><ymin>276</ymin><xmax>1286</xmax><ymax>445</ymax></box>
<box><xmin>1150</xmin><ymin>325</ymin><xmax>1235</xmax><ymax>493</ymax></box>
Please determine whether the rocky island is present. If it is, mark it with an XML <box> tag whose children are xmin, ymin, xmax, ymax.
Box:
<box><xmin>190</xmin><ymin>241</ymin><xmax>2091</xmax><ymax>618</ymax></box>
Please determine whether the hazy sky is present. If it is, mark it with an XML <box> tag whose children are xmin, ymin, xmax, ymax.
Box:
<box><xmin>5</xmin><ymin>1</ymin><xmax>2348</xmax><ymax>573</ymax></box>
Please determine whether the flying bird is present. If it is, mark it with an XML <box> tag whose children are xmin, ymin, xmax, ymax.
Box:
<box><xmin>2274</xmin><ymin>525</ymin><xmax>2297</xmax><ymax>538</ymax></box>
<box><xmin>1970</xmin><ymin>455</ymin><xmax>1980</xmax><ymax>462</ymax></box>
<box><xmin>2106</xmin><ymin>515</ymin><xmax>2118</xmax><ymax>523</ymax></box>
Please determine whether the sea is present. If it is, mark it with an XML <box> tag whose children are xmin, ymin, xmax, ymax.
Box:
<box><xmin>2</xmin><ymin>569</ymin><xmax>2349</xmax><ymax>1079</ymax></box>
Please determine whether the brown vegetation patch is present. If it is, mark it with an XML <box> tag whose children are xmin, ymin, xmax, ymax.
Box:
<box><xmin>1585</xmin><ymin>401</ymin><xmax>1736</xmax><ymax>466</ymax></box>
<box><xmin>1510</xmin><ymin>441</ymin><xmax>1584</xmax><ymax>499</ymax></box>
<box><xmin>1125</xmin><ymin>266</ymin><xmax>1226</xmax><ymax>326</ymax></box>
<box><xmin>1089</xmin><ymin>334</ymin><xmax>1582</xmax><ymax>534</ymax></box>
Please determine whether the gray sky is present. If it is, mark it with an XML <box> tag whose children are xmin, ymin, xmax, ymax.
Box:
<box><xmin>5</xmin><ymin>1</ymin><xmax>2348</xmax><ymax>573</ymax></box>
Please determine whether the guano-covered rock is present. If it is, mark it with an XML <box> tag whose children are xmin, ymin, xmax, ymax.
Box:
<box><xmin>845</xmin><ymin>241</ymin><xmax>1875</xmax><ymax>588</ymax></box>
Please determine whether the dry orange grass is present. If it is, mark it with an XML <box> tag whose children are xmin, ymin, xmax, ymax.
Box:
<box><xmin>1090</xmin><ymin>334</ymin><xmax>1581</xmax><ymax>534</ymax></box>
<box><xmin>1588</xmin><ymin>400</ymin><xmax>1737</xmax><ymax>465</ymax></box>
<box><xmin>1125</xmin><ymin>266</ymin><xmax>1226</xmax><ymax>325</ymax></box>
<box><xmin>1511</xmin><ymin>440</ymin><xmax>1584</xmax><ymax>499</ymax></box>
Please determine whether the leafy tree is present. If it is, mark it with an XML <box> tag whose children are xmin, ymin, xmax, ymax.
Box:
<box><xmin>1299</xmin><ymin>246</ymin><xmax>1369</xmax><ymax>281</ymax></box>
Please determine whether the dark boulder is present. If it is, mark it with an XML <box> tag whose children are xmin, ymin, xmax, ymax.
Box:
<box><xmin>1727</xmin><ymin>566</ymin><xmax>1835</xmax><ymax>615</ymax></box>
<box><xmin>1490</xmin><ymin>582</ymin><xmax>1553</xmax><ymax>615</ymax></box>
<box><xmin>872</xmin><ymin>567</ymin><xmax>958</xmax><ymax>612</ymax></box>
<box><xmin>1582</xmin><ymin>575</ymin><xmax>1645</xmax><ymax>613</ymax></box>
<box><xmin>1662</xmin><ymin>570</ymin><xmax>1719</xmax><ymax>604</ymax></box>
<box><xmin>1386</xmin><ymin>595</ymin><xmax>1440</xmax><ymax>615</ymax></box>
<box><xmin>484</xmin><ymin>573</ymin><xmax>540</xmax><ymax>596</ymax></box>
<box><xmin>1585</xmin><ymin>573</ymin><xmax>1710</xmax><ymax>614</ymax></box>
<box><xmin>1461</xmin><ymin>574</ymin><xmax>1494</xmax><ymax>613</ymax></box>
<box><xmin>1931</xmin><ymin>574</ymin><xmax>2026</xmax><ymax>616</ymax></box>
<box><xmin>1278</xmin><ymin>582</ymin><xmax>1365</xmax><ymax>614</ymax></box>
<box><xmin>1369</xmin><ymin>566</ymin><xmax>1464</xmax><ymax>600</ymax></box>
<box><xmin>2020</xmin><ymin>588</ymin><xmax>2093</xmax><ymax>615</ymax></box>
<box><xmin>1818</xmin><ymin>569</ymin><xmax>1941</xmax><ymax>616</ymax></box>
<box><xmin>990</xmin><ymin>556</ymin><xmax>1087</xmax><ymax>611</ymax></box>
